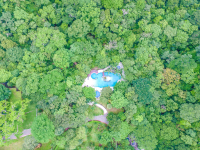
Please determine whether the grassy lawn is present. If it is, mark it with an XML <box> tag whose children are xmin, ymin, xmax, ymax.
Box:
<box><xmin>22</xmin><ymin>103</ymin><xmax>36</xmax><ymax>129</ymax></box>
<box><xmin>88</xmin><ymin>105</ymin><xmax>104</xmax><ymax>116</ymax></box>
<box><xmin>38</xmin><ymin>141</ymin><xmax>52</xmax><ymax>150</ymax></box>
<box><xmin>8</xmin><ymin>88</ymin><xmax>21</xmax><ymax>103</ymax></box>
<box><xmin>1</xmin><ymin>138</ymin><xmax>53</xmax><ymax>150</ymax></box>
<box><xmin>1</xmin><ymin>137</ymin><xmax>25</xmax><ymax>150</ymax></box>
<box><xmin>94</xmin><ymin>106</ymin><xmax>104</xmax><ymax>115</ymax></box>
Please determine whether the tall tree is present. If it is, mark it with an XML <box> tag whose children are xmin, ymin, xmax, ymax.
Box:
<box><xmin>132</xmin><ymin>78</ymin><xmax>153</xmax><ymax>105</ymax></box>
<box><xmin>31</xmin><ymin>114</ymin><xmax>55</xmax><ymax>143</ymax></box>
<box><xmin>0</xmin><ymin>84</ymin><xmax>11</xmax><ymax>101</ymax></box>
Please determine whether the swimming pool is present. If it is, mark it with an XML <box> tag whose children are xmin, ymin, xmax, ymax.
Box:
<box><xmin>91</xmin><ymin>72</ymin><xmax>121</xmax><ymax>88</ymax></box>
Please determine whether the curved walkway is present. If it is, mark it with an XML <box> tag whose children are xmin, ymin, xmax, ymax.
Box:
<box><xmin>87</xmin><ymin>102</ymin><xmax>109</xmax><ymax>124</ymax></box>
<box><xmin>95</xmin><ymin>104</ymin><xmax>108</xmax><ymax>114</ymax></box>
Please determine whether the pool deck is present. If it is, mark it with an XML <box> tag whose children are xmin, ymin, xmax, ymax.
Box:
<box><xmin>82</xmin><ymin>62</ymin><xmax>125</xmax><ymax>124</ymax></box>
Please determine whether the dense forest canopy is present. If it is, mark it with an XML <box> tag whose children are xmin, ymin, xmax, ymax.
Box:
<box><xmin>0</xmin><ymin>0</ymin><xmax>200</xmax><ymax>150</ymax></box>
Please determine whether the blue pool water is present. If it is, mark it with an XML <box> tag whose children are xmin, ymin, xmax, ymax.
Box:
<box><xmin>91</xmin><ymin>72</ymin><xmax>121</xmax><ymax>88</ymax></box>
<box><xmin>95</xmin><ymin>91</ymin><xmax>100</xmax><ymax>98</ymax></box>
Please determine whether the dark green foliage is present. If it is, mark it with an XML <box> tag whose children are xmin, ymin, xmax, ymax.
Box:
<box><xmin>167</xmin><ymin>54</ymin><xmax>197</xmax><ymax>74</ymax></box>
<box><xmin>0</xmin><ymin>84</ymin><xmax>11</xmax><ymax>101</ymax></box>
<box><xmin>132</xmin><ymin>78</ymin><xmax>153</xmax><ymax>105</ymax></box>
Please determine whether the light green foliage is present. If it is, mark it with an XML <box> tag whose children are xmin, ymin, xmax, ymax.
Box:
<box><xmin>100</xmin><ymin>86</ymin><xmax>113</xmax><ymax>105</ymax></box>
<box><xmin>70</xmin><ymin>41</ymin><xmax>101</xmax><ymax>62</ymax></box>
<box><xmin>31</xmin><ymin>114</ymin><xmax>55</xmax><ymax>143</ymax></box>
<box><xmin>164</xmin><ymin>25</ymin><xmax>177</xmax><ymax>39</ymax></box>
<box><xmin>194</xmin><ymin>83</ymin><xmax>200</xmax><ymax>100</ymax></box>
<box><xmin>180</xmin><ymin>132</ymin><xmax>197</xmax><ymax>146</ymax></box>
<box><xmin>135</xmin><ymin>45</ymin><xmax>153</xmax><ymax>66</ymax></box>
<box><xmin>22</xmin><ymin>136</ymin><xmax>39</xmax><ymax>150</ymax></box>
<box><xmin>166</xmin><ymin>0</ymin><xmax>179</xmax><ymax>9</ymax></box>
<box><xmin>180</xmin><ymin>0</ymin><xmax>198</xmax><ymax>7</ymax></box>
<box><xmin>125</xmin><ymin>87</ymin><xmax>138</xmax><ymax>102</ymax></box>
<box><xmin>181</xmin><ymin>69</ymin><xmax>197</xmax><ymax>84</ymax></box>
<box><xmin>174</xmin><ymin>29</ymin><xmax>189</xmax><ymax>43</ymax></box>
<box><xmin>122</xmin><ymin>59</ymin><xmax>137</xmax><ymax>81</ymax></box>
<box><xmin>160</xmin><ymin>123</ymin><xmax>179</xmax><ymax>140</ymax></box>
<box><xmin>179</xmin><ymin>20</ymin><xmax>198</xmax><ymax>35</ymax></box>
<box><xmin>99</xmin><ymin>130</ymin><xmax>112</xmax><ymax>145</ymax></box>
<box><xmin>166</xmin><ymin>99</ymin><xmax>178</xmax><ymax>111</ymax></box>
<box><xmin>34</xmin><ymin>0</ymin><xmax>50</xmax><ymax>6</ymax></box>
<box><xmin>134</xmin><ymin>40</ymin><xmax>162</xmax><ymax>75</ymax></box>
<box><xmin>0</xmin><ymin>85</ymin><xmax>11</xmax><ymax>101</ymax></box>
<box><xmin>112</xmin><ymin>122</ymin><xmax>131</xmax><ymax>141</ymax></box>
<box><xmin>186</xmin><ymin>92</ymin><xmax>196</xmax><ymax>103</ymax></box>
<box><xmin>111</xmin><ymin>91</ymin><xmax>129</xmax><ymax>109</ymax></box>
<box><xmin>1</xmin><ymin>39</ymin><xmax>17</xmax><ymax>49</ymax></box>
<box><xmin>38</xmin><ymin>5</ymin><xmax>58</xmax><ymax>24</ymax></box>
<box><xmin>136</xmin><ymin>0</ymin><xmax>146</xmax><ymax>10</ymax></box>
<box><xmin>0</xmin><ymin>98</ymin><xmax>30</xmax><ymax>141</ymax></box>
<box><xmin>101</xmin><ymin>0</ymin><xmax>123</xmax><ymax>9</ymax></box>
<box><xmin>144</xmin><ymin>24</ymin><xmax>162</xmax><ymax>38</ymax></box>
<box><xmin>53</xmin><ymin>48</ymin><xmax>70</xmax><ymax>68</ymax></box>
<box><xmin>34</xmin><ymin>27</ymin><xmax>67</xmax><ymax>52</ymax></box>
<box><xmin>0</xmin><ymin>69</ymin><xmax>12</xmax><ymax>82</ymax></box>
<box><xmin>134</xmin><ymin>122</ymin><xmax>158</xmax><ymax>150</ymax></box>
<box><xmin>180</xmin><ymin>103</ymin><xmax>200</xmax><ymax>123</ymax></box>
<box><xmin>55</xmin><ymin>126</ymin><xmax>64</xmax><ymax>136</ymax></box>
<box><xmin>25</xmin><ymin>73</ymin><xmax>40</xmax><ymax>96</ymax></box>
<box><xmin>124</xmin><ymin>102</ymin><xmax>137</xmax><ymax>122</ymax></box>
<box><xmin>67</xmin><ymin>19</ymin><xmax>90</xmax><ymax>38</ymax></box>
<box><xmin>124</xmin><ymin>32</ymin><xmax>136</xmax><ymax>48</ymax></box>
<box><xmin>77</xmin><ymin>1</ymin><xmax>100</xmax><ymax>28</ymax></box>
<box><xmin>67</xmin><ymin>127</ymin><xmax>87</xmax><ymax>149</ymax></box>
<box><xmin>39</xmin><ymin>69</ymin><xmax>65</xmax><ymax>95</ymax></box>
<box><xmin>83</xmin><ymin>87</ymin><xmax>96</xmax><ymax>99</ymax></box>
<box><xmin>0</xmin><ymin>49</ymin><xmax>5</xmax><ymax>60</ymax></box>
<box><xmin>14</xmin><ymin>6</ymin><xmax>29</xmax><ymax>20</ymax></box>
<box><xmin>6</xmin><ymin>47</ymin><xmax>25</xmax><ymax>62</ymax></box>
<box><xmin>100</xmin><ymin>87</ymin><xmax>113</xmax><ymax>99</ymax></box>
<box><xmin>114</xmin><ymin>81</ymin><xmax>129</xmax><ymax>94</ymax></box>
<box><xmin>190</xmin><ymin>10</ymin><xmax>200</xmax><ymax>26</ymax></box>
<box><xmin>0</xmin><ymin>11</ymin><xmax>16</xmax><ymax>31</ymax></box>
